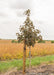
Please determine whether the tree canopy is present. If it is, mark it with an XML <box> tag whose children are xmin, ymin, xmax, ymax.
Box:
<box><xmin>16</xmin><ymin>9</ymin><xmax>42</xmax><ymax>47</ymax></box>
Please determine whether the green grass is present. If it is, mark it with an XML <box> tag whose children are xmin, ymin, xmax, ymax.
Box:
<box><xmin>0</xmin><ymin>55</ymin><xmax>54</xmax><ymax>73</ymax></box>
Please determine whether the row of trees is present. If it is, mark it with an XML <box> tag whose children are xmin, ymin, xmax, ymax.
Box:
<box><xmin>16</xmin><ymin>9</ymin><xmax>42</xmax><ymax>74</ymax></box>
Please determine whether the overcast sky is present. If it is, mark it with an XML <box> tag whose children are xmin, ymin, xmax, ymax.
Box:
<box><xmin>0</xmin><ymin>0</ymin><xmax>54</xmax><ymax>40</ymax></box>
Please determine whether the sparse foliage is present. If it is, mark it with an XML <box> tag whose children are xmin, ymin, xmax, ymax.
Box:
<box><xmin>16</xmin><ymin>9</ymin><xmax>42</xmax><ymax>74</ymax></box>
<box><xmin>17</xmin><ymin>9</ymin><xmax>42</xmax><ymax>47</ymax></box>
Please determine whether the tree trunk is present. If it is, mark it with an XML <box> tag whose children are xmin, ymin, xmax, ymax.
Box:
<box><xmin>29</xmin><ymin>46</ymin><xmax>31</xmax><ymax>71</ymax></box>
<box><xmin>23</xmin><ymin>41</ymin><xmax>26</xmax><ymax>74</ymax></box>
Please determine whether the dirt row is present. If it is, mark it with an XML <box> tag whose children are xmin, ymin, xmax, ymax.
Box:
<box><xmin>1</xmin><ymin>64</ymin><xmax>54</xmax><ymax>75</ymax></box>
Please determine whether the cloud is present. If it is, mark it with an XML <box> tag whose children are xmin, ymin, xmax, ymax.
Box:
<box><xmin>0</xmin><ymin>0</ymin><xmax>54</xmax><ymax>40</ymax></box>
<box><xmin>9</xmin><ymin>0</ymin><xmax>32</xmax><ymax>9</ymax></box>
<box><xmin>7</xmin><ymin>0</ymin><xmax>33</xmax><ymax>18</ymax></box>
<box><xmin>0</xmin><ymin>12</ymin><xmax>7</xmax><ymax>17</ymax></box>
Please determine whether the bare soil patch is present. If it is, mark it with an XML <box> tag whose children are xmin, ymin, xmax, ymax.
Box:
<box><xmin>1</xmin><ymin>64</ymin><xmax>54</xmax><ymax>75</ymax></box>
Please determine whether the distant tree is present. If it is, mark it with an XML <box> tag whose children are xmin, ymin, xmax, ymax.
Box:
<box><xmin>16</xmin><ymin>9</ymin><xmax>42</xmax><ymax>74</ymax></box>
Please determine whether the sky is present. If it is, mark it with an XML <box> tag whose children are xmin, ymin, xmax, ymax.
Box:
<box><xmin>0</xmin><ymin>0</ymin><xmax>54</xmax><ymax>40</ymax></box>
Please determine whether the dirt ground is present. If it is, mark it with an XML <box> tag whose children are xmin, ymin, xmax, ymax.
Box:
<box><xmin>1</xmin><ymin>64</ymin><xmax>54</xmax><ymax>75</ymax></box>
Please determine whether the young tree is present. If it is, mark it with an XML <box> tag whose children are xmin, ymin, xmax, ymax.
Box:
<box><xmin>16</xmin><ymin>9</ymin><xmax>42</xmax><ymax>74</ymax></box>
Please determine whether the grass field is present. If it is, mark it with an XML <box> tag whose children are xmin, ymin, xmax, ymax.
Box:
<box><xmin>0</xmin><ymin>40</ymin><xmax>54</xmax><ymax>60</ymax></box>
<box><xmin>0</xmin><ymin>55</ymin><xmax>54</xmax><ymax>73</ymax></box>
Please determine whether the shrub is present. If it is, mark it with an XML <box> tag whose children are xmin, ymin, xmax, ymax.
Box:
<box><xmin>11</xmin><ymin>40</ymin><xmax>15</xmax><ymax>43</ymax></box>
<box><xmin>15</xmin><ymin>41</ymin><xmax>18</xmax><ymax>43</ymax></box>
<box><xmin>11</xmin><ymin>40</ymin><xmax>18</xmax><ymax>43</ymax></box>
<box><xmin>38</xmin><ymin>40</ymin><xmax>45</xmax><ymax>43</ymax></box>
<box><xmin>51</xmin><ymin>41</ymin><xmax>54</xmax><ymax>43</ymax></box>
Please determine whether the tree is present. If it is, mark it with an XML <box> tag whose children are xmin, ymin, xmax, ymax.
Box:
<box><xmin>16</xmin><ymin>9</ymin><xmax>42</xmax><ymax>74</ymax></box>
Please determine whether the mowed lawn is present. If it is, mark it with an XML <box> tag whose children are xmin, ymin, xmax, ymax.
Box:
<box><xmin>0</xmin><ymin>55</ymin><xmax>54</xmax><ymax>73</ymax></box>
